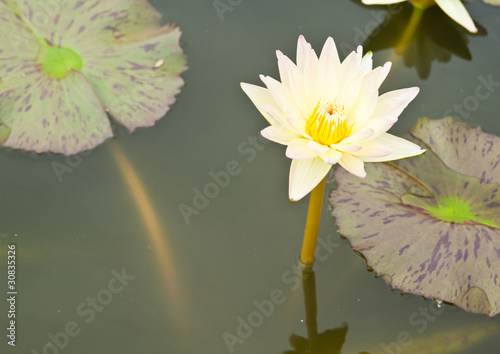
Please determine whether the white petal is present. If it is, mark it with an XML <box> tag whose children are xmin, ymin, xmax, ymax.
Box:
<box><xmin>241</xmin><ymin>83</ymin><xmax>280</xmax><ymax>126</ymax></box>
<box><xmin>307</xmin><ymin>140</ymin><xmax>330</xmax><ymax>153</ymax></box>
<box><xmin>340</xmin><ymin>128</ymin><xmax>375</xmax><ymax>144</ymax></box>
<box><xmin>319</xmin><ymin>37</ymin><xmax>340</xmax><ymax>68</ymax></box>
<box><xmin>371</xmin><ymin>87</ymin><xmax>419</xmax><ymax>121</ymax></box>
<box><xmin>261</xmin><ymin>126</ymin><xmax>300</xmax><ymax>145</ymax></box>
<box><xmin>435</xmin><ymin>0</ymin><xmax>478</xmax><ymax>33</ymax></box>
<box><xmin>377</xmin><ymin>133</ymin><xmax>421</xmax><ymax>152</ymax></box>
<box><xmin>346</xmin><ymin>63</ymin><xmax>391</xmax><ymax>127</ymax></box>
<box><xmin>336</xmin><ymin>69</ymin><xmax>364</xmax><ymax>111</ymax></box>
<box><xmin>286</xmin><ymin>138</ymin><xmax>319</xmax><ymax>159</ymax></box>
<box><xmin>357</xmin><ymin>133</ymin><xmax>425</xmax><ymax>162</ymax></box>
<box><xmin>276</xmin><ymin>50</ymin><xmax>291</xmax><ymax>88</ymax></box>
<box><xmin>286</xmin><ymin>115</ymin><xmax>310</xmax><ymax>138</ymax></box>
<box><xmin>318</xmin><ymin>37</ymin><xmax>340</xmax><ymax>101</ymax></box>
<box><xmin>259</xmin><ymin>75</ymin><xmax>302</xmax><ymax>119</ymax></box>
<box><xmin>346</xmin><ymin>86</ymin><xmax>378</xmax><ymax>128</ymax></box>
<box><xmin>329</xmin><ymin>143</ymin><xmax>362</xmax><ymax>153</ymax></box>
<box><xmin>362</xmin><ymin>0</ymin><xmax>405</xmax><ymax>3</ymax></box>
<box><xmin>338</xmin><ymin>46</ymin><xmax>363</xmax><ymax>89</ymax></box>
<box><xmin>294</xmin><ymin>36</ymin><xmax>321</xmax><ymax>106</ymax></box>
<box><xmin>319</xmin><ymin>149</ymin><xmax>342</xmax><ymax>164</ymax></box>
<box><xmin>352</xmin><ymin>139</ymin><xmax>393</xmax><ymax>157</ymax></box>
<box><xmin>359</xmin><ymin>51</ymin><xmax>373</xmax><ymax>76</ymax></box>
<box><xmin>289</xmin><ymin>157</ymin><xmax>332</xmax><ymax>201</ymax></box>
<box><xmin>338</xmin><ymin>153</ymin><xmax>367</xmax><ymax>178</ymax></box>
<box><xmin>352</xmin><ymin>115</ymin><xmax>398</xmax><ymax>138</ymax></box>
<box><xmin>373</xmin><ymin>62</ymin><xmax>392</xmax><ymax>89</ymax></box>
<box><xmin>277</xmin><ymin>50</ymin><xmax>311</xmax><ymax>115</ymax></box>
<box><xmin>258</xmin><ymin>103</ymin><xmax>307</xmax><ymax>138</ymax></box>
<box><xmin>296</xmin><ymin>35</ymin><xmax>312</xmax><ymax>71</ymax></box>
<box><xmin>260</xmin><ymin>104</ymin><xmax>292</xmax><ymax>129</ymax></box>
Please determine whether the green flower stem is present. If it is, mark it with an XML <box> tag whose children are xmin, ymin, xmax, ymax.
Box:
<box><xmin>300</xmin><ymin>177</ymin><xmax>326</xmax><ymax>266</ymax></box>
<box><xmin>396</xmin><ymin>6</ymin><xmax>425</xmax><ymax>54</ymax></box>
<box><xmin>411</xmin><ymin>0</ymin><xmax>435</xmax><ymax>9</ymax></box>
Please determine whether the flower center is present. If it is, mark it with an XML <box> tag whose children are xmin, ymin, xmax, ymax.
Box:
<box><xmin>36</xmin><ymin>38</ymin><xmax>83</xmax><ymax>80</ymax></box>
<box><xmin>305</xmin><ymin>101</ymin><xmax>351</xmax><ymax>146</ymax></box>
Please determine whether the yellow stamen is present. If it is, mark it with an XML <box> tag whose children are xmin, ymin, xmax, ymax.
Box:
<box><xmin>305</xmin><ymin>101</ymin><xmax>351</xmax><ymax>146</ymax></box>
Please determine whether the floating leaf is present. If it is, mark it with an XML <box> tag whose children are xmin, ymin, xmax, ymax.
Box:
<box><xmin>0</xmin><ymin>0</ymin><xmax>186</xmax><ymax>155</ymax></box>
<box><xmin>0</xmin><ymin>119</ymin><xmax>10</xmax><ymax>143</ymax></box>
<box><xmin>329</xmin><ymin>117</ymin><xmax>500</xmax><ymax>316</ymax></box>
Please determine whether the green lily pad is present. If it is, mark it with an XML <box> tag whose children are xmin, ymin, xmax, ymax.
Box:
<box><xmin>0</xmin><ymin>121</ymin><xmax>10</xmax><ymax>143</ymax></box>
<box><xmin>329</xmin><ymin>117</ymin><xmax>500</xmax><ymax>316</ymax></box>
<box><xmin>0</xmin><ymin>0</ymin><xmax>186</xmax><ymax>155</ymax></box>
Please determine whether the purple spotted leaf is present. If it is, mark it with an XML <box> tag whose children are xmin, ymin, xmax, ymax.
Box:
<box><xmin>0</xmin><ymin>1</ymin><xmax>39</xmax><ymax>77</ymax></box>
<box><xmin>329</xmin><ymin>117</ymin><xmax>500</xmax><ymax>316</ymax></box>
<box><xmin>0</xmin><ymin>72</ymin><xmax>113</xmax><ymax>154</ymax></box>
<box><xmin>0</xmin><ymin>120</ymin><xmax>10</xmax><ymax>143</ymax></box>
<box><xmin>0</xmin><ymin>0</ymin><xmax>186</xmax><ymax>155</ymax></box>
<box><xmin>80</xmin><ymin>25</ymin><xmax>186</xmax><ymax>132</ymax></box>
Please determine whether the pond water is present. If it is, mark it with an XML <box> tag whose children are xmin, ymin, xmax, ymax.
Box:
<box><xmin>1</xmin><ymin>1</ymin><xmax>500</xmax><ymax>353</ymax></box>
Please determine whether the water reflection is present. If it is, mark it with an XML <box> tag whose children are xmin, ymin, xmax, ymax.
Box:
<box><xmin>110</xmin><ymin>142</ymin><xmax>188</xmax><ymax>334</ymax></box>
<box><xmin>283</xmin><ymin>267</ymin><xmax>351</xmax><ymax>354</ymax></box>
<box><xmin>353</xmin><ymin>1</ymin><xmax>486</xmax><ymax>79</ymax></box>
<box><xmin>279</xmin><ymin>258</ymin><xmax>498</xmax><ymax>353</ymax></box>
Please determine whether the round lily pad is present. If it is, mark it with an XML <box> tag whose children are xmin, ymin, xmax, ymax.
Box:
<box><xmin>329</xmin><ymin>117</ymin><xmax>500</xmax><ymax>316</ymax></box>
<box><xmin>0</xmin><ymin>0</ymin><xmax>186</xmax><ymax>155</ymax></box>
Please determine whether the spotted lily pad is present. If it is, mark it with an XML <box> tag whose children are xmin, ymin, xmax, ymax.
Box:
<box><xmin>329</xmin><ymin>117</ymin><xmax>500</xmax><ymax>316</ymax></box>
<box><xmin>0</xmin><ymin>0</ymin><xmax>186</xmax><ymax>155</ymax></box>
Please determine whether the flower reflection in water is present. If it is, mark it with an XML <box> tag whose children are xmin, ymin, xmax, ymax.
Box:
<box><xmin>355</xmin><ymin>1</ymin><xmax>486</xmax><ymax>79</ymax></box>
<box><xmin>283</xmin><ymin>267</ymin><xmax>350</xmax><ymax>354</ymax></box>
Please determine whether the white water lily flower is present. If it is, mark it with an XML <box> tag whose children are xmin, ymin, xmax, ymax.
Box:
<box><xmin>241</xmin><ymin>36</ymin><xmax>425</xmax><ymax>201</ymax></box>
<box><xmin>362</xmin><ymin>0</ymin><xmax>478</xmax><ymax>33</ymax></box>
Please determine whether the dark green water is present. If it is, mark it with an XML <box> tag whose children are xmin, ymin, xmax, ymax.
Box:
<box><xmin>1</xmin><ymin>1</ymin><xmax>500</xmax><ymax>353</ymax></box>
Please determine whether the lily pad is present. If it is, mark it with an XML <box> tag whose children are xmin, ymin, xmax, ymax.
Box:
<box><xmin>0</xmin><ymin>0</ymin><xmax>186</xmax><ymax>155</ymax></box>
<box><xmin>329</xmin><ymin>117</ymin><xmax>500</xmax><ymax>316</ymax></box>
